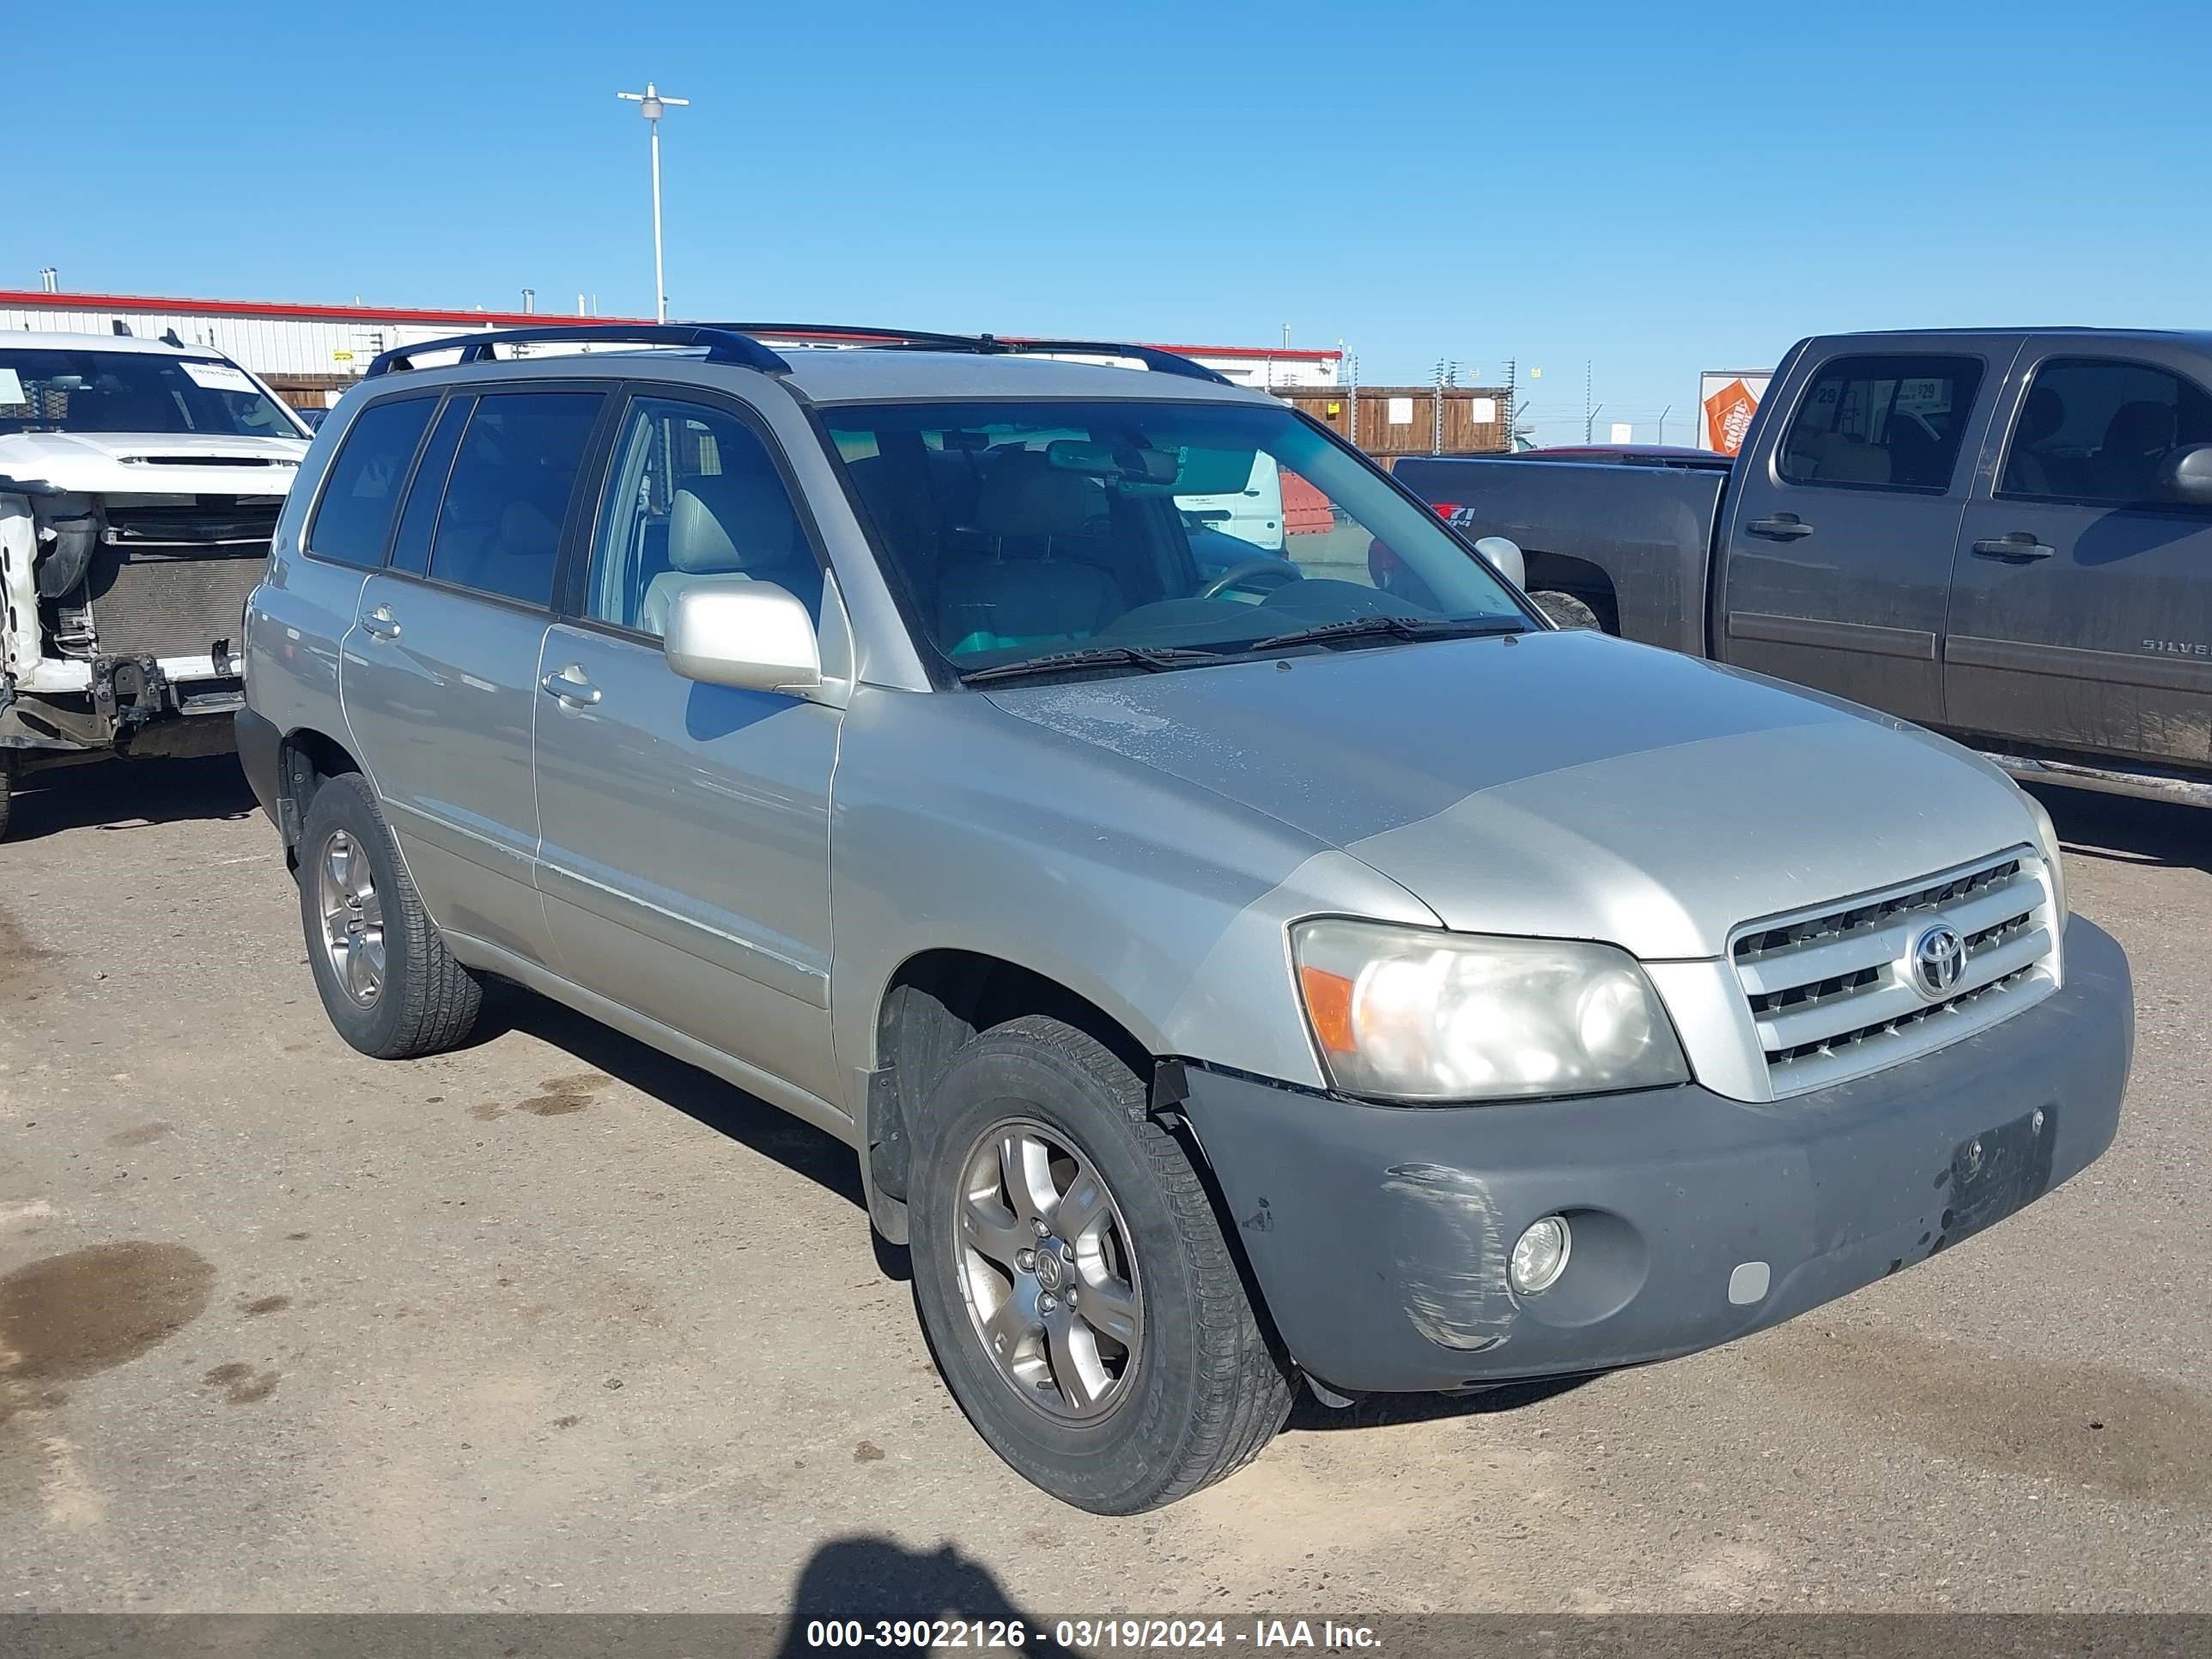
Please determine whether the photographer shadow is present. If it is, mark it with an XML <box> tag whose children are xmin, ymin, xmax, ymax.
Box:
<box><xmin>776</xmin><ymin>1535</ymin><xmax>1079</xmax><ymax>1657</ymax></box>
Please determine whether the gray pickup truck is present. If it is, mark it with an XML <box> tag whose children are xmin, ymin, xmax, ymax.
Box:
<box><xmin>1399</xmin><ymin>329</ymin><xmax>2212</xmax><ymax>805</ymax></box>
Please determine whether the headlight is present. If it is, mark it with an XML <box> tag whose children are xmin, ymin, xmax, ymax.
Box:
<box><xmin>2018</xmin><ymin>786</ymin><xmax>2067</xmax><ymax>926</ymax></box>
<box><xmin>1291</xmin><ymin>919</ymin><xmax>1689</xmax><ymax>1102</ymax></box>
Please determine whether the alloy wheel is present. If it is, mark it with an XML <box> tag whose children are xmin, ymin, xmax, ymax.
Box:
<box><xmin>316</xmin><ymin>828</ymin><xmax>386</xmax><ymax>1006</ymax></box>
<box><xmin>953</xmin><ymin>1117</ymin><xmax>1144</xmax><ymax>1422</ymax></box>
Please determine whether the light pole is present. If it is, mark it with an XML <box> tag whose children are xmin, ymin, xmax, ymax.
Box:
<box><xmin>617</xmin><ymin>82</ymin><xmax>690</xmax><ymax>323</ymax></box>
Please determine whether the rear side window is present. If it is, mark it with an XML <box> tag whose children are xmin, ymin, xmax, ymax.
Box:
<box><xmin>425</xmin><ymin>392</ymin><xmax>605</xmax><ymax>606</ymax></box>
<box><xmin>1998</xmin><ymin>358</ymin><xmax>2212</xmax><ymax>505</ymax></box>
<box><xmin>307</xmin><ymin>397</ymin><xmax>435</xmax><ymax>567</ymax></box>
<box><xmin>1778</xmin><ymin>355</ymin><xmax>1984</xmax><ymax>492</ymax></box>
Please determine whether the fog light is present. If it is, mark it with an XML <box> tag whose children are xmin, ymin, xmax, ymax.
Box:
<box><xmin>1510</xmin><ymin>1215</ymin><xmax>1572</xmax><ymax>1295</ymax></box>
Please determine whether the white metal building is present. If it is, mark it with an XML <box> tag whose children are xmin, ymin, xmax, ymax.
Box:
<box><xmin>0</xmin><ymin>289</ymin><xmax>1342</xmax><ymax>401</ymax></box>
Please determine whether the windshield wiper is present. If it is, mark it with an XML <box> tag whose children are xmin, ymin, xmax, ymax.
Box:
<box><xmin>959</xmin><ymin>644</ymin><xmax>1225</xmax><ymax>685</ymax></box>
<box><xmin>1247</xmin><ymin>615</ymin><xmax>1528</xmax><ymax>653</ymax></box>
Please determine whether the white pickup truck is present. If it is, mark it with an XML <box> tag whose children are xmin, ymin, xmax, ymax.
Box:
<box><xmin>0</xmin><ymin>331</ymin><xmax>310</xmax><ymax>836</ymax></box>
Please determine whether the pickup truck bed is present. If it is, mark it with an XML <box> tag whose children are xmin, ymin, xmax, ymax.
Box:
<box><xmin>1400</xmin><ymin>454</ymin><xmax>1724</xmax><ymax>657</ymax></box>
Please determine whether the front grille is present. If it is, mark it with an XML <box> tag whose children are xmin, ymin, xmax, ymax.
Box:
<box><xmin>1730</xmin><ymin>848</ymin><xmax>2057</xmax><ymax>1097</ymax></box>
<box><xmin>104</xmin><ymin>500</ymin><xmax>283</xmax><ymax>549</ymax></box>
<box><xmin>123</xmin><ymin>455</ymin><xmax>288</xmax><ymax>468</ymax></box>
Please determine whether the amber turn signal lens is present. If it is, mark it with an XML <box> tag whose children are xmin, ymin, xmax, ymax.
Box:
<box><xmin>1299</xmin><ymin>964</ymin><xmax>1358</xmax><ymax>1054</ymax></box>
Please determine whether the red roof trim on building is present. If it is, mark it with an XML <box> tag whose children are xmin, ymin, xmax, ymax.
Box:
<box><xmin>1124</xmin><ymin>343</ymin><xmax>1340</xmax><ymax>362</ymax></box>
<box><xmin>0</xmin><ymin>289</ymin><xmax>1342</xmax><ymax>361</ymax></box>
<box><xmin>0</xmin><ymin>289</ymin><xmax>641</xmax><ymax>330</ymax></box>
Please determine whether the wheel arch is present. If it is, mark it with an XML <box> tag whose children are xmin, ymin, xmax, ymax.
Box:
<box><xmin>273</xmin><ymin>726</ymin><xmax>364</xmax><ymax>853</ymax></box>
<box><xmin>1522</xmin><ymin>550</ymin><xmax>1620</xmax><ymax>634</ymax></box>
<box><xmin>861</xmin><ymin>946</ymin><xmax>1170</xmax><ymax>1239</ymax></box>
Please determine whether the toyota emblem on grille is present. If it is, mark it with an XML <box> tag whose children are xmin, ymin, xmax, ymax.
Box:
<box><xmin>1911</xmin><ymin>924</ymin><xmax>1966</xmax><ymax>997</ymax></box>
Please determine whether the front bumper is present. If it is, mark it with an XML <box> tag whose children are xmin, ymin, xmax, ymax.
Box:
<box><xmin>1178</xmin><ymin>917</ymin><xmax>2132</xmax><ymax>1394</ymax></box>
<box><xmin>1</xmin><ymin>665</ymin><xmax>243</xmax><ymax>767</ymax></box>
<box><xmin>234</xmin><ymin>706</ymin><xmax>285</xmax><ymax>833</ymax></box>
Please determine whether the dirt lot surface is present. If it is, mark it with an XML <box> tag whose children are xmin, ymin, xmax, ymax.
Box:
<box><xmin>2</xmin><ymin>756</ymin><xmax>2206</xmax><ymax>1615</ymax></box>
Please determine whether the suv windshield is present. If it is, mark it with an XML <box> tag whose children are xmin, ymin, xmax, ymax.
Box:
<box><xmin>0</xmin><ymin>348</ymin><xmax>306</xmax><ymax>441</ymax></box>
<box><xmin>822</xmin><ymin>398</ymin><xmax>1529</xmax><ymax>678</ymax></box>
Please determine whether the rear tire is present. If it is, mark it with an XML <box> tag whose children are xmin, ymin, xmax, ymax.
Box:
<box><xmin>0</xmin><ymin>762</ymin><xmax>13</xmax><ymax>842</ymax></box>
<box><xmin>1531</xmin><ymin>589</ymin><xmax>1603</xmax><ymax>630</ymax></box>
<box><xmin>908</xmin><ymin>1016</ymin><xmax>1293</xmax><ymax>1513</ymax></box>
<box><xmin>298</xmin><ymin>771</ymin><xmax>480</xmax><ymax>1060</ymax></box>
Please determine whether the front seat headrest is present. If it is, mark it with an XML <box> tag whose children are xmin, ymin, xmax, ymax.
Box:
<box><xmin>973</xmin><ymin>450</ymin><xmax>1099</xmax><ymax>541</ymax></box>
<box><xmin>668</xmin><ymin>468</ymin><xmax>805</xmax><ymax>574</ymax></box>
<box><xmin>2101</xmin><ymin>399</ymin><xmax>2176</xmax><ymax>459</ymax></box>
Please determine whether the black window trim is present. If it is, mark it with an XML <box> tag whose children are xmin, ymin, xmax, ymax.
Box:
<box><xmin>384</xmin><ymin>392</ymin><xmax>477</xmax><ymax>578</ymax></box>
<box><xmin>553</xmin><ymin>378</ymin><xmax>837</xmax><ymax>650</ymax></box>
<box><xmin>1771</xmin><ymin>350</ymin><xmax>1990</xmax><ymax>497</ymax></box>
<box><xmin>298</xmin><ymin>392</ymin><xmax>441</xmax><ymax>571</ymax></box>
<box><xmin>363</xmin><ymin>381</ymin><xmax>619</xmax><ymax>618</ymax></box>
<box><xmin>1992</xmin><ymin>353</ymin><xmax>2212</xmax><ymax>513</ymax></box>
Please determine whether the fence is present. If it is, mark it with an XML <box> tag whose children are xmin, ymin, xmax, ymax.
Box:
<box><xmin>1275</xmin><ymin>384</ymin><xmax>1514</xmax><ymax>461</ymax></box>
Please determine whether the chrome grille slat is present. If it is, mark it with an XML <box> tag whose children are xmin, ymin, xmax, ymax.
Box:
<box><xmin>1734</xmin><ymin>876</ymin><xmax>2046</xmax><ymax>995</ymax></box>
<box><xmin>1729</xmin><ymin>848</ymin><xmax>2058</xmax><ymax>1098</ymax></box>
<box><xmin>1753</xmin><ymin>924</ymin><xmax>2051</xmax><ymax>1051</ymax></box>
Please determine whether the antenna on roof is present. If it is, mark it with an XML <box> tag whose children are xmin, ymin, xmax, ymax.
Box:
<box><xmin>111</xmin><ymin>319</ymin><xmax>131</xmax><ymax>337</ymax></box>
<box><xmin>160</xmin><ymin>328</ymin><xmax>184</xmax><ymax>347</ymax></box>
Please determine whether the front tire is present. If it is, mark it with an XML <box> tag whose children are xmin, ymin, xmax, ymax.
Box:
<box><xmin>1530</xmin><ymin>589</ymin><xmax>1603</xmax><ymax>630</ymax></box>
<box><xmin>908</xmin><ymin>1016</ymin><xmax>1293</xmax><ymax>1513</ymax></box>
<box><xmin>297</xmin><ymin>771</ymin><xmax>480</xmax><ymax>1060</ymax></box>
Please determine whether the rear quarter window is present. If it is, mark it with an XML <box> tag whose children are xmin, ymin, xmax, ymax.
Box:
<box><xmin>1778</xmin><ymin>355</ymin><xmax>1984</xmax><ymax>492</ymax></box>
<box><xmin>306</xmin><ymin>397</ymin><xmax>438</xmax><ymax>568</ymax></box>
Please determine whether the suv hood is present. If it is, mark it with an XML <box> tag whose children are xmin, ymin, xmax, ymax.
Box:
<box><xmin>0</xmin><ymin>430</ymin><xmax>307</xmax><ymax>496</ymax></box>
<box><xmin>981</xmin><ymin>629</ymin><xmax>2039</xmax><ymax>960</ymax></box>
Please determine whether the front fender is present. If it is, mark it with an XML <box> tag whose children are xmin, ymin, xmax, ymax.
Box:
<box><xmin>825</xmin><ymin>685</ymin><xmax>1437</xmax><ymax>1120</ymax></box>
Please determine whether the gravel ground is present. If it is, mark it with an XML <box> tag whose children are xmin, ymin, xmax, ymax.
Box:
<box><xmin>1</xmin><ymin>755</ymin><xmax>2204</xmax><ymax>1616</ymax></box>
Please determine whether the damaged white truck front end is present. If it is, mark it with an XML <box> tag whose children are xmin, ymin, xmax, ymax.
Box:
<box><xmin>0</xmin><ymin>335</ymin><xmax>308</xmax><ymax>836</ymax></box>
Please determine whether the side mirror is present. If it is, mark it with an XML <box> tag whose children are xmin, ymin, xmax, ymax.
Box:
<box><xmin>1473</xmin><ymin>535</ymin><xmax>1526</xmax><ymax>590</ymax></box>
<box><xmin>2157</xmin><ymin>443</ymin><xmax>2212</xmax><ymax>507</ymax></box>
<box><xmin>663</xmin><ymin>580</ymin><xmax>823</xmax><ymax>696</ymax></box>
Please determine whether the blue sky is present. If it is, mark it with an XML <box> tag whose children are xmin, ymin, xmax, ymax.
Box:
<box><xmin>16</xmin><ymin>2</ymin><xmax>2206</xmax><ymax>443</ymax></box>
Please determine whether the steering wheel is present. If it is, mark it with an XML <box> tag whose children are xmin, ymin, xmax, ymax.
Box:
<box><xmin>1198</xmin><ymin>557</ymin><xmax>1303</xmax><ymax>602</ymax></box>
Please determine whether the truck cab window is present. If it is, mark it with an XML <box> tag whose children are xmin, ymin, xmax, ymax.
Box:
<box><xmin>1778</xmin><ymin>355</ymin><xmax>1984</xmax><ymax>492</ymax></box>
<box><xmin>1998</xmin><ymin>359</ymin><xmax>2212</xmax><ymax>505</ymax></box>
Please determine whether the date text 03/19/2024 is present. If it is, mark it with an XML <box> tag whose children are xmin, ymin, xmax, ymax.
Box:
<box><xmin>801</xmin><ymin>1619</ymin><xmax>1382</xmax><ymax>1650</ymax></box>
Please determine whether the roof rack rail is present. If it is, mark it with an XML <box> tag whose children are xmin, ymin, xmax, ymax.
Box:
<box><xmin>871</xmin><ymin>333</ymin><xmax>1233</xmax><ymax>386</ymax></box>
<box><xmin>363</xmin><ymin>324</ymin><xmax>791</xmax><ymax>379</ymax></box>
<box><xmin>702</xmin><ymin>322</ymin><xmax>991</xmax><ymax>350</ymax></box>
<box><xmin>359</xmin><ymin>321</ymin><xmax>1237</xmax><ymax>388</ymax></box>
<box><xmin>985</xmin><ymin>338</ymin><xmax>1235</xmax><ymax>386</ymax></box>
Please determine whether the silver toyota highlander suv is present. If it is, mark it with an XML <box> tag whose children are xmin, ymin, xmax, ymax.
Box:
<box><xmin>238</xmin><ymin>323</ymin><xmax>2134</xmax><ymax>1514</ymax></box>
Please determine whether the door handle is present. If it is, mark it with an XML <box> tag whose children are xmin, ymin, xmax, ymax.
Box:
<box><xmin>360</xmin><ymin>605</ymin><xmax>401</xmax><ymax>640</ymax></box>
<box><xmin>1749</xmin><ymin>515</ymin><xmax>1814</xmax><ymax>541</ymax></box>
<box><xmin>1971</xmin><ymin>534</ymin><xmax>2056</xmax><ymax>562</ymax></box>
<box><xmin>540</xmin><ymin>667</ymin><xmax>602</xmax><ymax>706</ymax></box>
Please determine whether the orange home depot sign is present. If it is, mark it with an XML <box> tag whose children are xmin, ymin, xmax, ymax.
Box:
<box><xmin>1699</xmin><ymin>370</ymin><xmax>1773</xmax><ymax>455</ymax></box>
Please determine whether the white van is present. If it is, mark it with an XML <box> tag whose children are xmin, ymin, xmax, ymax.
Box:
<box><xmin>1174</xmin><ymin>447</ymin><xmax>1284</xmax><ymax>550</ymax></box>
